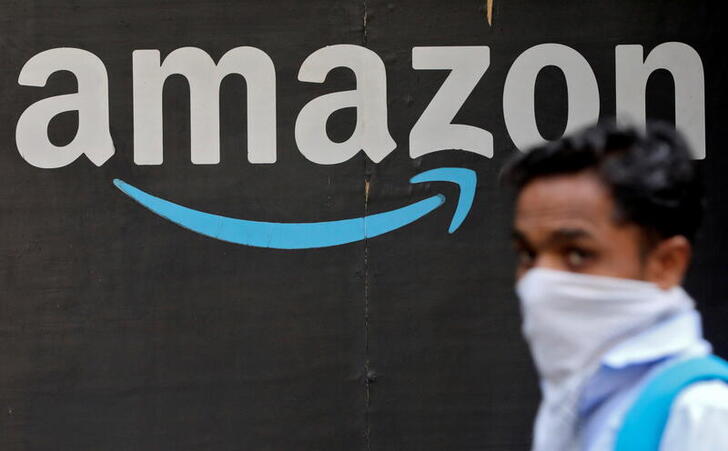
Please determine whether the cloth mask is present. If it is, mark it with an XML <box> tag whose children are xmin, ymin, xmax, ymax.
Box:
<box><xmin>516</xmin><ymin>268</ymin><xmax>694</xmax><ymax>451</ymax></box>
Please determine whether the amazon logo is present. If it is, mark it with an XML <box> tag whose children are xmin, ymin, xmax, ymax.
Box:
<box><xmin>12</xmin><ymin>43</ymin><xmax>705</xmax><ymax>248</ymax></box>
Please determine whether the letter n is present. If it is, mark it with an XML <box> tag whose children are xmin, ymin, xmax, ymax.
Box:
<box><xmin>616</xmin><ymin>43</ymin><xmax>705</xmax><ymax>159</ymax></box>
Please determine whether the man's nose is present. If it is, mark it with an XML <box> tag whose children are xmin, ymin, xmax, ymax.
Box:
<box><xmin>533</xmin><ymin>254</ymin><xmax>565</xmax><ymax>272</ymax></box>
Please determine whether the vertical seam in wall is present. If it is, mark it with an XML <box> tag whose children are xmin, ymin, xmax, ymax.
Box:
<box><xmin>361</xmin><ymin>2</ymin><xmax>372</xmax><ymax>450</ymax></box>
<box><xmin>363</xmin><ymin>0</ymin><xmax>368</xmax><ymax>45</ymax></box>
<box><xmin>363</xmin><ymin>178</ymin><xmax>371</xmax><ymax>451</ymax></box>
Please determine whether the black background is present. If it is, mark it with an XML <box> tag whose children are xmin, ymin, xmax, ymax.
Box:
<box><xmin>1</xmin><ymin>1</ymin><xmax>726</xmax><ymax>449</ymax></box>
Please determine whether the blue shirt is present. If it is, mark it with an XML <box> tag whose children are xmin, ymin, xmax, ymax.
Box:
<box><xmin>578</xmin><ymin>309</ymin><xmax>728</xmax><ymax>451</ymax></box>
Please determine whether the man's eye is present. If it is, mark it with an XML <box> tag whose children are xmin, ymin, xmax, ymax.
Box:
<box><xmin>565</xmin><ymin>248</ymin><xmax>592</xmax><ymax>268</ymax></box>
<box><xmin>517</xmin><ymin>249</ymin><xmax>535</xmax><ymax>267</ymax></box>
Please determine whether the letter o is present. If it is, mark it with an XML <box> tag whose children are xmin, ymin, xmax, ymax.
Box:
<box><xmin>503</xmin><ymin>44</ymin><xmax>600</xmax><ymax>151</ymax></box>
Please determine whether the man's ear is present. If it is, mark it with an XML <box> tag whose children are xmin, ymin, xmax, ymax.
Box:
<box><xmin>644</xmin><ymin>235</ymin><xmax>692</xmax><ymax>289</ymax></box>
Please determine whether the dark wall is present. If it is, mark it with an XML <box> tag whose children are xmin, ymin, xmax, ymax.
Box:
<box><xmin>0</xmin><ymin>1</ymin><xmax>725</xmax><ymax>450</ymax></box>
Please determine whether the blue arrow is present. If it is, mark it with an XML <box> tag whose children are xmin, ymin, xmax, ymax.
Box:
<box><xmin>113</xmin><ymin>167</ymin><xmax>476</xmax><ymax>249</ymax></box>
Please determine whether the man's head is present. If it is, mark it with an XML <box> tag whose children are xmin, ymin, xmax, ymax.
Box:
<box><xmin>503</xmin><ymin>122</ymin><xmax>703</xmax><ymax>289</ymax></box>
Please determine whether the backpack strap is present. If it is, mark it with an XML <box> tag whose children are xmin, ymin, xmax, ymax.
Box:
<box><xmin>614</xmin><ymin>355</ymin><xmax>728</xmax><ymax>451</ymax></box>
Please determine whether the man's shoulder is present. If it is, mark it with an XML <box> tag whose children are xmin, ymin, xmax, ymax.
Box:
<box><xmin>660</xmin><ymin>380</ymin><xmax>728</xmax><ymax>451</ymax></box>
<box><xmin>672</xmin><ymin>379</ymin><xmax>728</xmax><ymax>414</ymax></box>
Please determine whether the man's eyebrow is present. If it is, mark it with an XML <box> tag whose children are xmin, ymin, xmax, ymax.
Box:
<box><xmin>546</xmin><ymin>228</ymin><xmax>594</xmax><ymax>245</ymax></box>
<box><xmin>511</xmin><ymin>227</ymin><xmax>593</xmax><ymax>250</ymax></box>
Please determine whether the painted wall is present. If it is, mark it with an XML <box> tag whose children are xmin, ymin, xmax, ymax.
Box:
<box><xmin>1</xmin><ymin>1</ymin><xmax>726</xmax><ymax>449</ymax></box>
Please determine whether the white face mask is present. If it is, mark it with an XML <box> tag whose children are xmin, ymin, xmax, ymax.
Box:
<box><xmin>517</xmin><ymin>268</ymin><xmax>693</xmax><ymax>384</ymax></box>
<box><xmin>516</xmin><ymin>268</ymin><xmax>694</xmax><ymax>451</ymax></box>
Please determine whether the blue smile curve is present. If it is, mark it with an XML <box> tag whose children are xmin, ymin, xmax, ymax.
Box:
<box><xmin>113</xmin><ymin>167</ymin><xmax>476</xmax><ymax>249</ymax></box>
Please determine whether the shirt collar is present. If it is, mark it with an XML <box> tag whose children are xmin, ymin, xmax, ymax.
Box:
<box><xmin>600</xmin><ymin>308</ymin><xmax>708</xmax><ymax>369</ymax></box>
<box><xmin>578</xmin><ymin>308</ymin><xmax>710</xmax><ymax>416</ymax></box>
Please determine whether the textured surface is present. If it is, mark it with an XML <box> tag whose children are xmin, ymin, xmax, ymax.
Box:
<box><xmin>0</xmin><ymin>1</ymin><xmax>726</xmax><ymax>450</ymax></box>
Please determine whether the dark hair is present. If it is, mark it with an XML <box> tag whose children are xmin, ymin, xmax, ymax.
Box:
<box><xmin>502</xmin><ymin>121</ymin><xmax>704</xmax><ymax>245</ymax></box>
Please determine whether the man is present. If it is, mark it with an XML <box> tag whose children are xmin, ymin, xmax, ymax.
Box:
<box><xmin>502</xmin><ymin>122</ymin><xmax>728</xmax><ymax>451</ymax></box>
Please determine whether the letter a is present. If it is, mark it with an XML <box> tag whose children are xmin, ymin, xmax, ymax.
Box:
<box><xmin>295</xmin><ymin>45</ymin><xmax>396</xmax><ymax>165</ymax></box>
<box><xmin>16</xmin><ymin>48</ymin><xmax>114</xmax><ymax>168</ymax></box>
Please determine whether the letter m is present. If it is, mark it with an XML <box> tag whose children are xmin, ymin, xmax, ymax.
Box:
<box><xmin>133</xmin><ymin>47</ymin><xmax>276</xmax><ymax>164</ymax></box>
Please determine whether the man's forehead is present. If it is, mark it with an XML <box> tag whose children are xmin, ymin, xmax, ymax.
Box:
<box><xmin>514</xmin><ymin>172</ymin><xmax>614</xmax><ymax>234</ymax></box>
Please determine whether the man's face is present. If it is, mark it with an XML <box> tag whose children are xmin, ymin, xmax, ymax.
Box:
<box><xmin>512</xmin><ymin>171</ymin><xmax>647</xmax><ymax>281</ymax></box>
